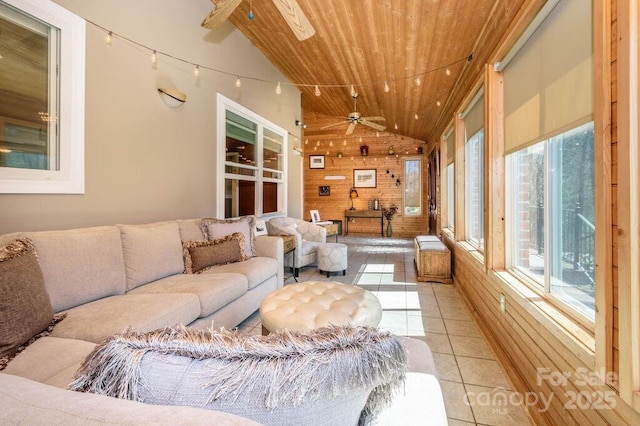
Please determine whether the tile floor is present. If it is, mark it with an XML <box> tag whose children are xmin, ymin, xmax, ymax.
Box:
<box><xmin>238</xmin><ymin>236</ymin><xmax>532</xmax><ymax>425</ymax></box>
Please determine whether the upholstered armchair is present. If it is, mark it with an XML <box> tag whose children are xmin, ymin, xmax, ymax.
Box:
<box><xmin>267</xmin><ymin>217</ymin><xmax>326</xmax><ymax>277</ymax></box>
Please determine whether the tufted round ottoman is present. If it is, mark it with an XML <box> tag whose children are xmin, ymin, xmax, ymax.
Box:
<box><xmin>260</xmin><ymin>281</ymin><xmax>382</xmax><ymax>334</ymax></box>
<box><xmin>317</xmin><ymin>243</ymin><xmax>348</xmax><ymax>277</ymax></box>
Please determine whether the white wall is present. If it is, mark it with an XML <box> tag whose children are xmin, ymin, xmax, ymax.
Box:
<box><xmin>0</xmin><ymin>0</ymin><xmax>302</xmax><ymax>233</ymax></box>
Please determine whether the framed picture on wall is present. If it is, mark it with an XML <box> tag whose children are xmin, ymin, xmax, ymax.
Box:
<box><xmin>353</xmin><ymin>169</ymin><xmax>377</xmax><ymax>188</ymax></box>
<box><xmin>319</xmin><ymin>185</ymin><xmax>330</xmax><ymax>196</ymax></box>
<box><xmin>309</xmin><ymin>155</ymin><xmax>325</xmax><ymax>169</ymax></box>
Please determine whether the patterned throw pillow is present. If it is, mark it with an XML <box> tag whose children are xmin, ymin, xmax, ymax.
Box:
<box><xmin>182</xmin><ymin>233</ymin><xmax>247</xmax><ymax>274</ymax></box>
<box><xmin>0</xmin><ymin>238</ymin><xmax>54</xmax><ymax>359</ymax></box>
<box><xmin>200</xmin><ymin>216</ymin><xmax>256</xmax><ymax>257</ymax></box>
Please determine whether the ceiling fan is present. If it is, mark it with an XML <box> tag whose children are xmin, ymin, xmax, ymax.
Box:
<box><xmin>201</xmin><ymin>0</ymin><xmax>315</xmax><ymax>41</ymax></box>
<box><xmin>323</xmin><ymin>94</ymin><xmax>386</xmax><ymax>136</ymax></box>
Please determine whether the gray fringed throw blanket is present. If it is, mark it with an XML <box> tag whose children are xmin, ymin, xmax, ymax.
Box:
<box><xmin>69</xmin><ymin>325</ymin><xmax>407</xmax><ymax>425</ymax></box>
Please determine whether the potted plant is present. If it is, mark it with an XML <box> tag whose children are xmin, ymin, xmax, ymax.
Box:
<box><xmin>382</xmin><ymin>204</ymin><xmax>398</xmax><ymax>237</ymax></box>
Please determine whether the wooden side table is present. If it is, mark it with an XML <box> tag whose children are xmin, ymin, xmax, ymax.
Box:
<box><xmin>279</xmin><ymin>234</ymin><xmax>297</xmax><ymax>282</ymax></box>
<box><xmin>320</xmin><ymin>223</ymin><xmax>339</xmax><ymax>242</ymax></box>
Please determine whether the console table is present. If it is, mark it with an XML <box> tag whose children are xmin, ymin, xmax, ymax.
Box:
<box><xmin>344</xmin><ymin>210</ymin><xmax>384</xmax><ymax>236</ymax></box>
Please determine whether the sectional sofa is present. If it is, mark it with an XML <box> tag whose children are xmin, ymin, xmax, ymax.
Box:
<box><xmin>0</xmin><ymin>217</ymin><xmax>447</xmax><ymax>424</ymax></box>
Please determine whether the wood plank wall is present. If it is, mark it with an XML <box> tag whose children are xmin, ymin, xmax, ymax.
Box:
<box><xmin>438</xmin><ymin>0</ymin><xmax>638</xmax><ymax>423</ymax></box>
<box><xmin>610</xmin><ymin>0</ymin><xmax>620</xmax><ymax>385</ymax></box>
<box><xmin>302</xmin><ymin>111</ymin><xmax>429</xmax><ymax>237</ymax></box>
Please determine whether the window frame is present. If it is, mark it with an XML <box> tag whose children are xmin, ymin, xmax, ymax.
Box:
<box><xmin>0</xmin><ymin>0</ymin><xmax>85</xmax><ymax>194</ymax></box>
<box><xmin>402</xmin><ymin>156</ymin><xmax>422</xmax><ymax>217</ymax></box>
<box><xmin>216</xmin><ymin>94</ymin><xmax>287</xmax><ymax>218</ymax></box>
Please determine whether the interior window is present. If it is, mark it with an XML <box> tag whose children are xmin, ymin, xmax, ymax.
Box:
<box><xmin>403</xmin><ymin>158</ymin><xmax>422</xmax><ymax>216</ymax></box>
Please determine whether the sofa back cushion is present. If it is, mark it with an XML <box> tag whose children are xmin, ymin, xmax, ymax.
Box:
<box><xmin>26</xmin><ymin>226</ymin><xmax>126</xmax><ymax>312</ymax></box>
<box><xmin>118</xmin><ymin>221</ymin><xmax>184</xmax><ymax>291</ymax></box>
<box><xmin>176</xmin><ymin>219</ymin><xmax>206</xmax><ymax>242</ymax></box>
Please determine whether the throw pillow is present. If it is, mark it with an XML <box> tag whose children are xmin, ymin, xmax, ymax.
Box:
<box><xmin>280</xmin><ymin>224</ymin><xmax>300</xmax><ymax>237</ymax></box>
<box><xmin>70</xmin><ymin>325</ymin><xmax>407</xmax><ymax>425</ymax></box>
<box><xmin>201</xmin><ymin>216</ymin><xmax>256</xmax><ymax>257</ymax></box>
<box><xmin>183</xmin><ymin>233</ymin><xmax>247</xmax><ymax>274</ymax></box>
<box><xmin>0</xmin><ymin>238</ymin><xmax>55</xmax><ymax>359</ymax></box>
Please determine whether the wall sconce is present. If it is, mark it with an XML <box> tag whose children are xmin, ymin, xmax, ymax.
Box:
<box><xmin>157</xmin><ymin>88</ymin><xmax>186</xmax><ymax>108</ymax></box>
<box><xmin>295</xmin><ymin>120</ymin><xmax>306</xmax><ymax>128</ymax></box>
<box><xmin>349</xmin><ymin>187</ymin><xmax>359</xmax><ymax>210</ymax></box>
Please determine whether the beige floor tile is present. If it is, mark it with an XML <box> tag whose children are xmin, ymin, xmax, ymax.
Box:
<box><xmin>432</xmin><ymin>283</ymin><xmax>458</xmax><ymax>296</ymax></box>
<box><xmin>433</xmin><ymin>353</ymin><xmax>463</xmax><ymax>383</ymax></box>
<box><xmin>446</xmin><ymin>419</ymin><xmax>476</xmax><ymax>426</ymax></box>
<box><xmin>436</xmin><ymin>295</ymin><xmax>466</xmax><ymax>308</ymax></box>
<box><xmin>407</xmin><ymin>315</ymin><xmax>447</xmax><ymax>334</ymax></box>
<box><xmin>457</xmin><ymin>357</ymin><xmax>512</xmax><ymax>389</ymax></box>
<box><xmin>439</xmin><ymin>304</ymin><xmax>473</xmax><ymax>321</ymax></box>
<box><xmin>449</xmin><ymin>335</ymin><xmax>495</xmax><ymax>360</ymax></box>
<box><xmin>422</xmin><ymin>332</ymin><xmax>453</xmax><ymax>355</ymax></box>
<box><xmin>443</xmin><ymin>318</ymin><xmax>482</xmax><ymax>338</ymax></box>
<box><xmin>439</xmin><ymin>380</ymin><xmax>475</xmax><ymax>423</ymax></box>
<box><xmin>464</xmin><ymin>384</ymin><xmax>531</xmax><ymax>426</ymax></box>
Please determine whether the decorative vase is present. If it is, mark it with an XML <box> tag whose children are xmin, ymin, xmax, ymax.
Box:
<box><xmin>386</xmin><ymin>221</ymin><xmax>392</xmax><ymax>237</ymax></box>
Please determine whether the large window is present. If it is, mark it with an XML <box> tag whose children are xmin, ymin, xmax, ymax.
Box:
<box><xmin>463</xmin><ymin>91</ymin><xmax>484</xmax><ymax>249</ymax></box>
<box><xmin>503</xmin><ymin>0</ymin><xmax>594</xmax><ymax>321</ymax></box>
<box><xmin>403</xmin><ymin>158</ymin><xmax>422</xmax><ymax>216</ymax></box>
<box><xmin>218</xmin><ymin>95</ymin><xmax>287</xmax><ymax>218</ymax></box>
<box><xmin>444</xmin><ymin>128</ymin><xmax>455</xmax><ymax>231</ymax></box>
<box><xmin>0</xmin><ymin>0</ymin><xmax>85</xmax><ymax>193</ymax></box>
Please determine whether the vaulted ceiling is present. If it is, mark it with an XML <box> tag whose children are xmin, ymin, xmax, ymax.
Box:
<box><xmin>224</xmin><ymin>0</ymin><xmax>538</xmax><ymax>147</ymax></box>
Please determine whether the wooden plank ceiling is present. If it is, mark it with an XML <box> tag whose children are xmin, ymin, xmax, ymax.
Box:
<box><xmin>225</xmin><ymin>0</ymin><xmax>530</xmax><ymax>147</ymax></box>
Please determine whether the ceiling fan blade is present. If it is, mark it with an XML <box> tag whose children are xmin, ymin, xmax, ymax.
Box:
<box><xmin>359</xmin><ymin>119</ymin><xmax>386</xmax><ymax>132</ymax></box>
<box><xmin>201</xmin><ymin>0</ymin><xmax>243</xmax><ymax>29</ymax></box>
<box><xmin>345</xmin><ymin>122</ymin><xmax>357</xmax><ymax>135</ymax></box>
<box><xmin>362</xmin><ymin>116</ymin><xmax>386</xmax><ymax>121</ymax></box>
<box><xmin>320</xmin><ymin>121</ymin><xmax>348</xmax><ymax>130</ymax></box>
<box><xmin>271</xmin><ymin>0</ymin><xmax>316</xmax><ymax>41</ymax></box>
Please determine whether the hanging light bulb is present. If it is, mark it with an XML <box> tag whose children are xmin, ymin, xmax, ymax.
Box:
<box><xmin>193</xmin><ymin>65</ymin><xmax>200</xmax><ymax>77</ymax></box>
<box><xmin>151</xmin><ymin>50</ymin><xmax>157</xmax><ymax>66</ymax></box>
<box><xmin>376</xmin><ymin>131</ymin><xmax>380</xmax><ymax>137</ymax></box>
<box><xmin>415</xmin><ymin>113</ymin><xmax>419</xmax><ymax>120</ymax></box>
<box><xmin>105</xmin><ymin>31</ymin><xmax>113</xmax><ymax>45</ymax></box>
<box><xmin>415</xmin><ymin>75</ymin><xmax>421</xmax><ymax>86</ymax></box>
<box><xmin>275</xmin><ymin>82</ymin><xmax>282</xmax><ymax>95</ymax></box>
<box><xmin>349</xmin><ymin>84</ymin><xmax>356</xmax><ymax>97</ymax></box>
<box><xmin>316</xmin><ymin>140</ymin><xmax>320</xmax><ymax>146</ymax></box>
<box><xmin>394</xmin><ymin>123</ymin><xmax>398</xmax><ymax>130</ymax></box>
<box><xmin>329</xmin><ymin>140</ymin><xmax>333</xmax><ymax>147</ymax></box>
<box><xmin>305</xmin><ymin>139</ymin><xmax>309</xmax><ymax>145</ymax></box>
<box><xmin>384</xmin><ymin>81</ymin><xmax>390</xmax><ymax>93</ymax></box>
<box><xmin>235</xmin><ymin>77</ymin><xmax>242</xmax><ymax>88</ymax></box>
<box><xmin>436</xmin><ymin>100</ymin><xmax>441</xmax><ymax>107</ymax></box>
<box><xmin>343</xmin><ymin>139</ymin><xmax>347</xmax><ymax>146</ymax></box>
<box><xmin>314</xmin><ymin>85</ymin><xmax>321</xmax><ymax>96</ymax></box>
<box><xmin>445</xmin><ymin>68</ymin><xmax>451</xmax><ymax>76</ymax></box>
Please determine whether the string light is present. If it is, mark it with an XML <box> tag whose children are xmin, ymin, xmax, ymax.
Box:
<box><xmin>394</xmin><ymin>123</ymin><xmax>398</xmax><ymax>130</ymax></box>
<box><xmin>83</xmin><ymin>20</ymin><xmax>473</xmax><ymax>101</ymax></box>
<box><xmin>414</xmin><ymin>113</ymin><xmax>419</xmax><ymax>120</ymax></box>
<box><xmin>343</xmin><ymin>139</ymin><xmax>347</xmax><ymax>146</ymax></box>
<box><xmin>193</xmin><ymin>65</ymin><xmax>200</xmax><ymax>77</ymax></box>
<box><xmin>436</xmin><ymin>100</ymin><xmax>441</xmax><ymax>107</ymax></box>
<box><xmin>275</xmin><ymin>82</ymin><xmax>282</xmax><ymax>95</ymax></box>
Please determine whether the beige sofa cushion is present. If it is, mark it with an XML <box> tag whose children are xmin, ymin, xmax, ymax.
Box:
<box><xmin>0</xmin><ymin>374</ymin><xmax>259</xmax><ymax>425</ymax></box>
<box><xmin>206</xmin><ymin>256</ymin><xmax>278</xmax><ymax>290</ymax></box>
<box><xmin>3</xmin><ymin>337</ymin><xmax>95</xmax><ymax>387</ymax></box>
<box><xmin>118</xmin><ymin>221</ymin><xmax>184</xmax><ymax>291</ymax></box>
<box><xmin>51</xmin><ymin>294</ymin><xmax>201</xmax><ymax>343</ymax></box>
<box><xmin>128</xmin><ymin>273</ymin><xmax>248</xmax><ymax>318</ymax></box>
<box><xmin>27</xmin><ymin>226</ymin><xmax>126</xmax><ymax>312</ymax></box>
<box><xmin>177</xmin><ymin>218</ymin><xmax>206</xmax><ymax>241</ymax></box>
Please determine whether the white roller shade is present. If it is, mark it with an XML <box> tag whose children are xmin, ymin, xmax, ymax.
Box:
<box><xmin>445</xmin><ymin>128</ymin><xmax>455</xmax><ymax>164</ymax></box>
<box><xmin>464</xmin><ymin>92</ymin><xmax>484</xmax><ymax>140</ymax></box>
<box><xmin>503</xmin><ymin>0</ymin><xmax>592</xmax><ymax>154</ymax></box>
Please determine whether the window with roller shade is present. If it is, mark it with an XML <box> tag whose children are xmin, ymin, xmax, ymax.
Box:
<box><xmin>503</xmin><ymin>0</ymin><xmax>594</xmax><ymax>321</ymax></box>
<box><xmin>463</xmin><ymin>89</ymin><xmax>484</xmax><ymax>251</ymax></box>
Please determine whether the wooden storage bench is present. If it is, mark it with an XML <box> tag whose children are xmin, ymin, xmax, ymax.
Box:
<box><xmin>414</xmin><ymin>235</ymin><xmax>452</xmax><ymax>283</ymax></box>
